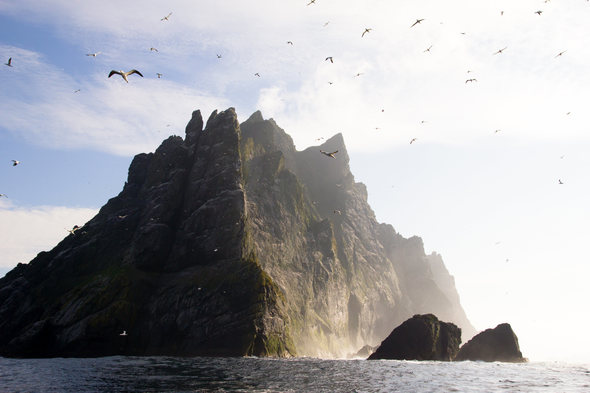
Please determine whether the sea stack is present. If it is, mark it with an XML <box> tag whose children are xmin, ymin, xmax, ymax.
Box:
<box><xmin>454</xmin><ymin>323</ymin><xmax>526</xmax><ymax>362</ymax></box>
<box><xmin>0</xmin><ymin>108</ymin><xmax>475</xmax><ymax>358</ymax></box>
<box><xmin>368</xmin><ymin>314</ymin><xmax>462</xmax><ymax>361</ymax></box>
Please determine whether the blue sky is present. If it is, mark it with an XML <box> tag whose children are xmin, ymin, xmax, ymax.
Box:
<box><xmin>2</xmin><ymin>0</ymin><xmax>590</xmax><ymax>362</ymax></box>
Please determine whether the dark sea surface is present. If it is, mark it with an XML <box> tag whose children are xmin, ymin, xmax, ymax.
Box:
<box><xmin>1</xmin><ymin>356</ymin><xmax>589</xmax><ymax>393</ymax></box>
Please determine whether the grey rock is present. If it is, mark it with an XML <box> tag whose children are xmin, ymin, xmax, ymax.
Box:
<box><xmin>0</xmin><ymin>108</ymin><xmax>475</xmax><ymax>358</ymax></box>
<box><xmin>455</xmin><ymin>323</ymin><xmax>526</xmax><ymax>362</ymax></box>
<box><xmin>368</xmin><ymin>314</ymin><xmax>461</xmax><ymax>361</ymax></box>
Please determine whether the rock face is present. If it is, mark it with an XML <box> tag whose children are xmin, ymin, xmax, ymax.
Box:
<box><xmin>455</xmin><ymin>323</ymin><xmax>526</xmax><ymax>362</ymax></box>
<box><xmin>0</xmin><ymin>108</ymin><xmax>475</xmax><ymax>358</ymax></box>
<box><xmin>368</xmin><ymin>314</ymin><xmax>461</xmax><ymax>361</ymax></box>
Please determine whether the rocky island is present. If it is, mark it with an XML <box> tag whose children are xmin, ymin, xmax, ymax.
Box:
<box><xmin>368</xmin><ymin>314</ymin><xmax>461</xmax><ymax>361</ymax></box>
<box><xmin>0</xmin><ymin>108</ymin><xmax>475</xmax><ymax>358</ymax></box>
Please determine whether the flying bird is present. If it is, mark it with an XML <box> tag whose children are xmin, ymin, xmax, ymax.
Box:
<box><xmin>362</xmin><ymin>28</ymin><xmax>372</xmax><ymax>37</ymax></box>
<box><xmin>535</xmin><ymin>10</ymin><xmax>543</xmax><ymax>15</ymax></box>
<box><xmin>555</xmin><ymin>50</ymin><xmax>566</xmax><ymax>58</ymax></box>
<box><xmin>150</xmin><ymin>47</ymin><xmax>158</xmax><ymax>52</ymax></box>
<box><xmin>325</xmin><ymin>56</ymin><xmax>333</xmax><ymax>63</ymax></box>
<box><xmin>465</xmin><ymin>78</ymin><xmax>477</xmax><ymax>83</ymax></box>
<box><xmin>0</xmin><ymin>194</ymin><xmax>7</xmax><ymax>198</ymax></box>
<box><xmin>410</xmin><ymin>19</ymin><xmax>424</xmax><ymax>28</ymax></box>
<box><xmin>333</xmin><ymin>210</ymin><xmax>342</xmax><ymax>215</ymax></box>
<box><xmin>161</xmin><ymin>12</ymin><xmax>172</xmax><ymax>21</ymax></box>
<box><xmin>254</xmin><ymin>72</ymin><xmax>261</xmax><ymax>77</ymax></box>
<box><xmin>66</xmin><ymin>225</ymin><xmax>81</xmax><ymax>235</ymax></box>
<box><xmin>323</xmin><ymin>21</ymin><xmax>330</xmax><ymax>27</ymax></box>
<box><xmin>74</xmin><ymin>89</ymin><xmax>81</xmax><ymax>93</ymax></box>
<box><xmin>315</xmin><ymin>137</ymin><xmax>324</xmax><ymax>141</ymax></box>
<box><xmin>108</xmin><ymin>69</ymin><xmax>144</xmax><ymax>83</ymax></box>
<box><xmin>354</xmin><ymin>72</ymin><xmax>364</xmax><ymax>77</ymax></box>
<box><xmin>493</xmin><ymin>47</ymin><xmax>507</xmax><ymax>55</ymax></box>
<box><xmin>287</xmin><ymin>41</ymin><xmax>293</xmax><ymax>45</ymax></box>
<box><xmin>217</xmin><ymin>54</ymin><xmax>222</xmax><ymax>59</ymax></box>
<box><xmin>494</xmin><ymin>129</ymin><xmax>501</xmax><ymax>133</ymax></box>
<box><xmin>11</xmin><ymin>160</ymin><xmax>20</xmax><ymax>166</ymax></box>
<box><xmin>156</xmin><ymin>73</ymin><xmax>163</xmax><ymax>78</ymax></box>
<box><xmin>410</xmin><ymin>138</ymin><xmax>417</xmax><ymax>144</ymax></box>
<box><xmin>558</xmin><ymin>179</ymin><xmax>564</xmax><ymax>184</ymax></box>
<box><xmin>5</xmin><ymin>57</ymin><xmax>12</xmax><ymax>67</ymax></box>
<box><xmin>307</xmin><ymin>0</ymin><xmax>316</xmax><ymax>5</ymax></box>
<box><xmin>119</xmin><ymin>331</ymin><xmax>128</xmax><ymax>336</ymax></box>
<box><xmin>86</xmin><ymin>52</ymin><xmax>101</xmax><ymax>57</ymax></box>
<box><xmin>424</xmin><ymin>45</ymin><xmax>433</xmax><ymax>53</ymax></box>
<box><xmin>320</xmin><ymin>150</ymin><xmax>338</xmax><ymax>158</ymax></box>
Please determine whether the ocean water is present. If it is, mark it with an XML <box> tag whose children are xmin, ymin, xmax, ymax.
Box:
<box><xmin>0</xmin><ymin>356</ymin><xmax>588</xmax><ymax>393</ymax></box>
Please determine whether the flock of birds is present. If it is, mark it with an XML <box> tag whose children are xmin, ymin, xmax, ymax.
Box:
<box><xmin>2</xmin><ymin>2</ymin><xmax>576</xmax><ymax>217</ymax></box>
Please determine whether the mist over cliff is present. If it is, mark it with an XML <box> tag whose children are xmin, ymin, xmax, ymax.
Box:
<box><xmin>0</xmin><ymin>108</ymin><xmax>475</xmax><ymax>358</ymax></box>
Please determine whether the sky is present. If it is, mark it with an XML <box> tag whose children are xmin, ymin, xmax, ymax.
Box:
<box><xmin>1</xmin><ymin>0</ymin><xmax>589</xmax><ymax>363</ymax></box>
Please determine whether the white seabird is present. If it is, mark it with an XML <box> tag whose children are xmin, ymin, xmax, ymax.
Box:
<box><xmin>108</xmin><ymin>69</ymin><xmax>144</xmax><ymax>83</ymax></box>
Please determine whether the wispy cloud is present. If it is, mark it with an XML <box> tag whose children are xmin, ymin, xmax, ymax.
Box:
<box><xmin>0</xmin><ymin>199</ymin><xmax>98</xmax><ymax>268</ymax></box>
<box><xmin>2</xmin><ymin>0</ymin><xmax>590</xmax><ymax>156</ymax></box>
<box><xmin>0</xmin><ymin>45</ymin><xmax>229</xmax><ymax>156</ymax></box>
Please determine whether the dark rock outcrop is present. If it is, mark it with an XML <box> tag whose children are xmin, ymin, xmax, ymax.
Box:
<box><xmin>0</xmin><ymin>108</ymin><xmax>475</xmax><ymax>358</ymax></box>
<box><xmin>454</xmin><ymin>323</ymin><xmax>526</xmax><ymax>362</ymax></box>
<box><xmin>368</xmin><ymin>314</ymin><xmax>461</xmax><ymax>361</ymax></box>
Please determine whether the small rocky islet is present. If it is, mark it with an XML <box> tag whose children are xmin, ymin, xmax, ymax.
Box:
<box><xmin>366</xmin><ymin>314</ymin><xmax>526</xmax><ymax>362</ymax></box>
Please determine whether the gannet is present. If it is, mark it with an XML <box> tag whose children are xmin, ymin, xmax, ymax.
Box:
<box><xmin>108</xmin><ymin>69</ymin><xmax>144</xmax><ymax>83</ymax></box>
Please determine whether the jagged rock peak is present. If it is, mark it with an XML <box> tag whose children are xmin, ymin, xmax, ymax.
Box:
<box><xmin>205</xmin><ymin>107</ymin><xmax>238</xmax><ymax>131</ymax></box>
<box><xmin>185</xmin><ymin>110</ymin><xmax>203</xmax><ymax>144</ymax></box>
<box><xmin>246</xmin><ymin>110</ymin><xmax>264</xmax><ymax>123</ymax></box>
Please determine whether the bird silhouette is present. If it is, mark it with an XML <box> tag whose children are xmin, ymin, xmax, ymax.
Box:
<box><xmin>325</xmin><ymin>56</ymin><xmax>333</xmax><ymax>63</ymax></box>
<box><xmin>535</xmin><ymin>10</ymin><xmax>543</xmax><ymax>15</ymax></box>
<box><xmin>86</xmin><ymin>52</ymin><xmax>101</xmax><ymax>57</ymax></box>
<box><xmin>465</xmin><ymin>78</ymin><xmax>477</xmax><ymax>83</ymax></box>
<box><xmin>5</xmin><ymin>57</ymin><xmax>12</xmax><ymax>67</ymax></box>
<box><xmin>320</xmin><ymin>150</ymin><xmax>338</xmax><ymax>158</ymax></box>
<box><xmin>66</xmin><ymin>225</ymin><xmax>81</xmax><ymax>235</ymax></box>
<box><xmin>150</xmin><ymin>47</ymin><xmax>158</xmax><ymax>52</ymax></box>
<box><xmin>119</xmin><ymin>330</ymin><xmax>128</xmax><ymax>336</ymax></box>
<box><xmin>108</xmin><ymin>69</ymin><xmax>143</xmax><ymax>83</ymax></box>
<box><xmin>11</xmin><ymin>160</ymin><xmax>20</xmax><ymax>166</ymax></box>
<box><xmin>156</xmin><ymin>73</ymin><xmax>163</xmax><ymax>78</ymax></box>
<box><xmin>0</xmin><ymin>194</ymin><xmax>7</xmax><ymax>198</ymax></box>
<box><xmin>493</xmin><ymin>47</ymin><xmax>507</xmax><ymax>55</ymax></box>
<box><xmin>362</xmin><ymin>28</ymin><xmax>372</xmax><ymax>37</ymax></box>
<box><xmin>555</xmin><ymin>50</ymin><xmax>566</xmax><ymax>58</ymax></box>
<box><xmin>411</xmin><ymin>19</ymin><xmax>424</xmax><ymax>28</ymax></box>
<box><xmin>307</xmin><ymin>0</ymin><xmax>316</xmax><ymax>5</ymax></box>
<box><xmin>410</xmin><ymin>138</ymin><xmax>417</xmax><ymax>144</ymax></box>
<box><xmin>424</xmin><ymin>45</ymin><xmax>433</xmax><ymax>53</ymax></box>
<box><xmin>558</xmin><ymin>179</ymin><xmax>564</xmax><ymax>184</ymax></box>
<box><xmin>161</xmin><ymin>12</ymin><xmax>172</xmax><ymax>21</ymax></box>
<box><xmin>254</xmin><ymin>72</ymin><xmax>261</xmax><ymax>77</ymax></box>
